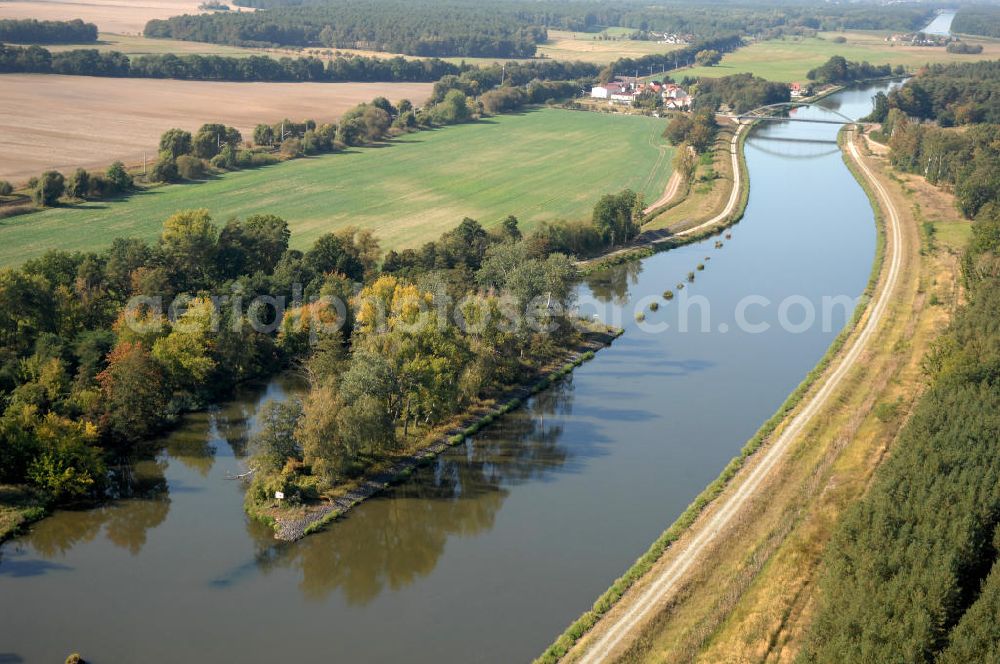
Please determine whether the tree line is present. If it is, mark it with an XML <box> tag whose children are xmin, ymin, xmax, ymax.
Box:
<box><xmin>232</xmin><ymin>0</ymin><xmax>935</xmax><ymax>40</ymax></box>
<box><xmin>0</xmin><ymin>18</ymin><xmax>97</xmax><ymax>44</ymax></box>
<box><xmin>952</xmin><ymin>5</ymin><xmax>1000</xmax><ymax>39</ymax></box>
<box><xmin>601</xmin><ymin>33</ymin><xmax>744</xmax><ymax>82</ymax></box>
<box><xmin>802</xmin><ymin>185</ymin><xmax>1000</xmax><ymax>664</ymax></box>
<box><xmin>0</xmin><ymin>42</ymin><xmax>462</xmax><ymax>82</ymax></box>
<box><xmin>881</xmin><ymin>60</ymin><xmax>1000</xmax><ymax>127</ymax></box>
<box><xmin>802</xmin><ymin>59</ymin><xmax>1000</xmax><ymax>664</ymax></box>
<box><xmin>690</xmin><ymin>71</ymin><xmax>791</xmax><ymax>114</ymax></box>
<box><xmin>806</xmin><ymin>55</ymin><xmax>899</xmax><ymax>86</ymax></box>
<box><xmin>243</xmin><ymin>212</ymin><xmax>594</xmax><ymax>508</ymax></box>
<box><xmin>145</xmin><ymin>1</ymin><xmax>546</xmax><ymax>58</ymax></box>
<box><xmin>0</xmin><ymin>174</ymin><xmax>642</xmax><ymax>509</ymax></box>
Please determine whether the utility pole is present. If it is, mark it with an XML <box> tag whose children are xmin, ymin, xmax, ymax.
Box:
<box><xmin>142</xmin><ymin>151</ymin><xmax>146</xmax><ymax>176</ymax></box>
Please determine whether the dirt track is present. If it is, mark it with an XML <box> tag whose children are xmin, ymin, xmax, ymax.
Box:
<box><xmin>567</xmin><ymin>129</ymin><xmax>903</xmax><ymax>663</ymax></box>
<box><xmin>0</xmin><ymin>74</ymin><xmax>433</xmax><ymax>184</ymax></box>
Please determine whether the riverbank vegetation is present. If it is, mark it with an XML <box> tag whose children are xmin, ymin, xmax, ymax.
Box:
<box><xmin>867</xmin><ymin>61</ymin><xmax>1000</xmax><ymax>225</ymax></box>
<box><xmin>802</xmin><ymin>219</ymin><xmax>1000</xmax><ymax>662</ymax></box>
<box><xmin>0</xmin><ymin>111</ymin><xmax>657</xmax><ymax>540</ymax></box>
<box><xmin>801</xmin><ymin>63</ymin><xmax>1000</xmax><ymax>663</ymax></box>
<box><xmin>591</xmin><ymin>128</ymin><xmax>967</xmax><ymax>663</ymax></box>
<box><xmin>243</xmin><ymin>224</ymin><xmax>587</xmax><ymax>518</ymax></box>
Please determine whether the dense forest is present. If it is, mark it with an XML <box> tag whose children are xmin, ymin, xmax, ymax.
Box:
<box><xmin>228</xmin><ymin>0</ymin><xmax>935</xmax><ymax>39</ymax></box>
<box><xmin>690</xmin><ymin>71</ymin><xmax>790</xmax><ymax>113</ymax></box>
<box><xmin>802</xmin><ymin>194</ymin><xmax>1000</xmax><ymax>664</ymax></box>
<box><xmin>884</xmin><ymin>60</ymin><xmax>1000</xmax><ymax>126</ymax></box>
<box><xmin>802</xmin><ymin>58</ymin><xmax>1000</xmax><ymax>664</ymax></box>
<box><xmin>0</xmin><ymin>18</ymin><xmax>97</xmax><ymax>44</ymax></box>
<box><xmin>145</xmin><ymin>2</ymin><xmax>547</xmax><ymax>57</ymax></box>
<box><xmin>142</xmin><ymin>0</ymin><xmax>934</xmax><ymax>56</ymax></box>
<box><xmin>951</xmin><ymin>5</ymin><xmax>1000</xmax><ymax>39</ymax></box>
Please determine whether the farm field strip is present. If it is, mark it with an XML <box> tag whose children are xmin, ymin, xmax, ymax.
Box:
<box><xmin>0</xmin><ymin>73</ymin><xmax>434</xmax><ymax>184</ymax></box>
<box><xmin>0</xmin><ymin>0</ymin><xmax>208</xmax><ymax>35</ymax></box>
<box><xmin>0</xmin><ymin>109</ymin><xmax>673</xmax><ymax>266</ymax></box>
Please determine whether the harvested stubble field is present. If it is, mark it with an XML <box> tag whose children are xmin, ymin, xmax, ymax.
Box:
<box><xmin>0</xmin><ymin>73</ymin><xmax>434</xmax><ymax>184</ymax></box>
<box><xmin>681</xmin><ymin>31</ymin><xmax>1000</xmax><ymax>82</ymax></box>
<box><xmin>0</xmin><ymin>0</ymin><xmax>209</xmax><ymax>35</ymax></box>
<box><xmin>0</xmin><ymin>109</ymin><xmax>673</xmax><ymax>266</ymax></box>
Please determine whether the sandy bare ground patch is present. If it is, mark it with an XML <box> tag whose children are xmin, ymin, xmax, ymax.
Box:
<box><xmin>0</xmin><ymin>73</ymin><xmax>432</xmax><ymax>184</ymax></box>
<box><xmin>0</xmin><ymin>0</ymin><xmax>212</xmax><ymax>35</ymax></box>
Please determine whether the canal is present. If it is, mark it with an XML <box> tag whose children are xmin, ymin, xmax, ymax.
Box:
<box><xmin>0</xmin><ymin>81</ymin><xmax>896</xmax><ymax>663</ymax></box>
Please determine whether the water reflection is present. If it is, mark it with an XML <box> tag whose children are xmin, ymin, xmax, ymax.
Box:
<box><xmin>216</xmin><ymin>381</ymin><xmax>578</xmax><ymax>605</ymax></box>
<box><xmin>585</xmin><ymin>259</ymin><xmax>643</xmax><ymax>304</ymax></box>
<box><xmin>0</xmin><ymin>84</ymin><xmax>892</xmax><ymax>664</ymax></box>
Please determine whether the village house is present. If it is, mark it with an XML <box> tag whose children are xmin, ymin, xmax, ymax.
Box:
<box><xmin>661</xmin><ymin>83</ymin><xmax>690</xmax><ymax>109</ymax></box>
<box><xmin>590</xmin><ymin>79</ymin><xmax>693</xmax><ymax>108</ymax></box>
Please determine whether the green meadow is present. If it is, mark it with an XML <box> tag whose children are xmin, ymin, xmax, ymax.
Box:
<box><xmin>0</xmin><ymin>109</ymin><xmax>673</xmax><ymax>266</ymax></box>
<box><xmin>681</xmin><ymin>31</ymin><xmax>1000</xmax><ymax>82</ymax></box>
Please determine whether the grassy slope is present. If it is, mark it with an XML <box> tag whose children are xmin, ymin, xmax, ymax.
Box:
<box><xmin>681</xmin><ymin>31</ymin><xmax>1000</xmax><ymax>82</ymax></box>
<box><xmin>0</xmin><ymin>109</ymin><xmax>672</xmax><ymax>266</ymax></box>
<box><xmin>613</xmin><ymin>135</ymin><xmax>966</xmax><ymax>663</ymax></box>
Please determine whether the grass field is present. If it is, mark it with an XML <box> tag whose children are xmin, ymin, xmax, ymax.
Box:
<box><xmin>0</xmin><ymin>109</ymin><xmax>673</xmax><ymax>266</ymax></box>
<box><xmin>0</xmin><ymin>73</ymin><xmax>433</xmax><ymax>184</ymax></box>
<box><xmin>41</xmin><ymin>32</ymin><xmax>267</xmax><ymax>57</ymax></box>
<box><xmin>681</xmin><ymin>31</ymin><xmax>1000</xmax><ymax>82</ymax></box>
<box><xmin>535</xmin><ymin>29</ymin><xmax>684</xmax><ymax>65</ymax></box>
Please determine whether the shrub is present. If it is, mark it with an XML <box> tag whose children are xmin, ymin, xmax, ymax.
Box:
<box><xmin>32</xmin><ymin>170</ymin><xmax>64</xmax><ymax>206</ymax></box>
<box><xmin>65</xmin><ymin>654</ymin><xmax>84</xmax><ymax>664</ymax></box>
<box><xmin>235</xmin><ymin>149</ymin><xmax>255</xmax><ymax>168</ymax></box>
<box><xmin>0</xmin><ymin>180</ymin><xmax>12</xmax><ymax>196</ymax></box>
<box><xmin>176</xmin><ymin>155</ymin><xmax>206</xmax><ymax>180</ymax></box>
<box><xmin>106</xmin><ymin>161</ymin><xmax>133</xmax><ymax>191</ymax></box>
<box><xmin>697</xmin><ymin>263</ymin><xmax>705</xmax><ymax>270</ymax></box>
<box><xmin>663</xmin><ymin>290</ymin><xmax>674</xmax><ymax>300</ymax></box>
<box><xmin>67</xmin><ymin>167</ymin><xmax>90</xmax><ymax>199</ymax></box>
<box><xmin>150</xmin><ymin>156</ymin><xmax>178</xmax><ymax>182</ymax></box>
<box><xmin>649</xmin><ymin>301</ymin><xmax>659</xmax><ymax>311</ymax></box>
<box><xmin>280</xmin><ymin>137</ymin><xmax>303</xmax><ymax>157</ymax></box>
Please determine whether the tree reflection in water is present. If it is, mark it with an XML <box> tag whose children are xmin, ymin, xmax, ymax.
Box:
<box><xmin>249</xmin><ymin>379</ymin><xmax>576</xmax><ymax>605</ymax></box>
<box><xmin>584</xmin><ymin>260</ymin><xmax>643</xmax><ymax>305</ymax></box>
<box><xmin>19</xmin><ymin>457</ymin><xmax>170</xmax><ymax>558</ymax></box>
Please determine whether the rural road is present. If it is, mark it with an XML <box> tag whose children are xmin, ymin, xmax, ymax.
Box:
<box><xmin>570</xmin><ymin>129</ymin><xmax>902</xmax><ymax>663</ymax></box>
<box><xmin>643</xmin><ymin>168</ymin><xmax>683</xmax><ymax>214</ymax></box>
<box><xmin>663</xmin><ymin>121</ymin><xmax>744</xmax><ymax>240</ymax></box>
